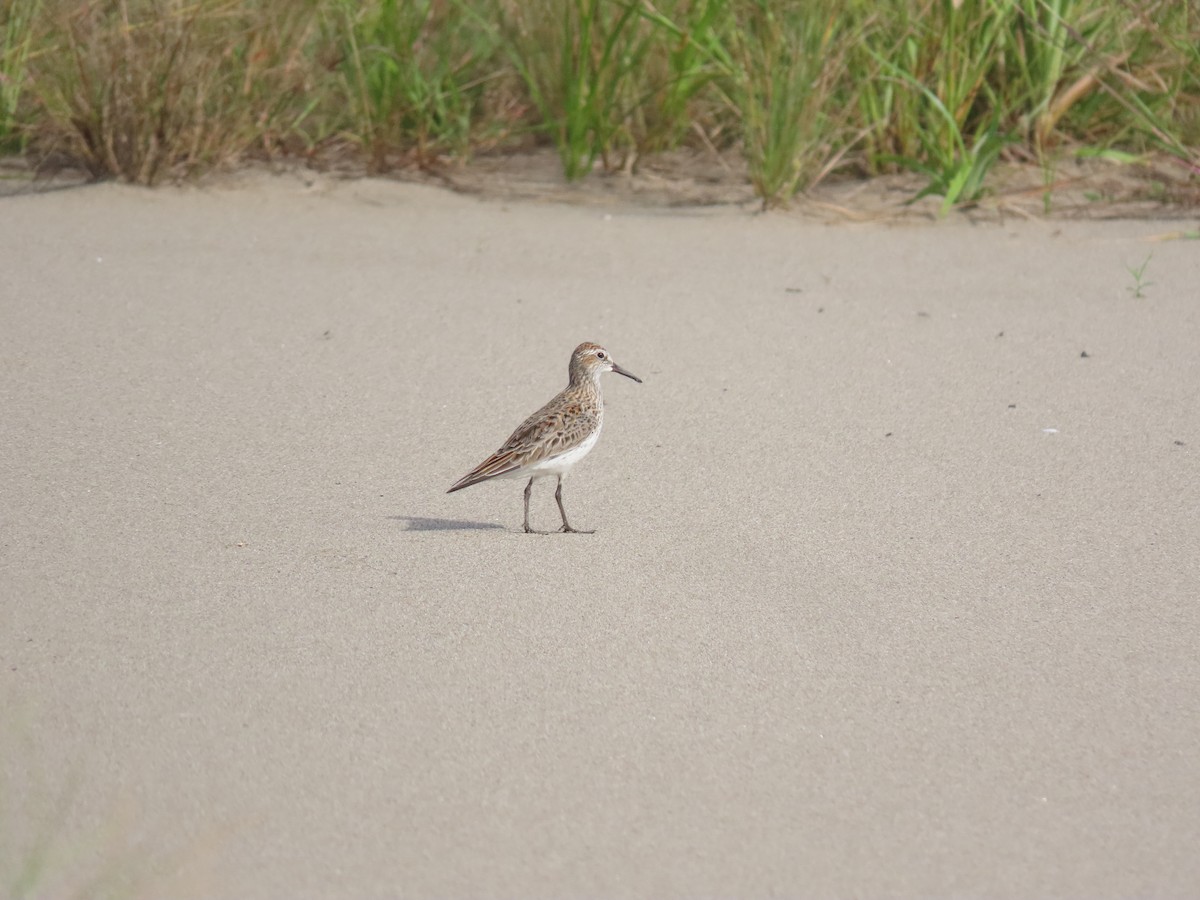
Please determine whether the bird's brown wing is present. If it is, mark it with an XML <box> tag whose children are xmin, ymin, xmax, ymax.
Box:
<box><xmin>446</xmin><ymin>393</ymin><xmax>599</xmax><ymax>493</ymax></box>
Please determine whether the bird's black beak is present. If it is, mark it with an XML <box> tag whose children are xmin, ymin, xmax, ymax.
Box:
<box><xmin>612</xmin><ymin>363</ymin><xmax>642</xmax><ymax>383</ymax></box>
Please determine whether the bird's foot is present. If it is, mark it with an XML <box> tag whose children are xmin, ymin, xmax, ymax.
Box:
<box><xmin>523</xmin><ymin>524</ymin><xmax>552</xmax><ymax>535</ymax></box>
<box><xmin>559</xmin><ymin>525</ymin><xmax>594</xmax><ymax>534</ymax></box>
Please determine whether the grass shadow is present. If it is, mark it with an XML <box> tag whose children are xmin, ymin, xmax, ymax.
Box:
<box><xmin>388</xmin><ymin>515</ymin><xmax>505</xmax><ymax>532</ymax></box>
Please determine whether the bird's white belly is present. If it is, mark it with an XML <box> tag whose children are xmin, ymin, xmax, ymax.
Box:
<box><xmin>523</xmin><ymin>427</ymin><xmax>601</xmax><ymax>479</ymax></box>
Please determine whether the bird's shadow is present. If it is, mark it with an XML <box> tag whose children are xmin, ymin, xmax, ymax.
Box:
<box><xmin>388</xmin><ymin>515</ymin><xmax>505</xmax><ymax>532</ymax></box>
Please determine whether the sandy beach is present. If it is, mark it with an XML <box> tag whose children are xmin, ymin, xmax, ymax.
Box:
<box><xmin>2</xmin><ymin>172</ymin><xmax>1198</xmax><ymax>897</ymax></box>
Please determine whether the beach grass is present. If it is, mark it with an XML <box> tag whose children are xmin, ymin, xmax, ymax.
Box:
<box><xmin>336</xmin><ymin>0</ymin><xmax>509</xmax><ymax>170</ymax></box>
<box><xmin>26</xmin><ymin>0</ymin><xmax>320</xmax><ymax>184</ymax></box>
<box><xmin>5</xmin><ymin>0</ymin><xmax>1197</xmax><ymax>206</ymax></box>
<box><xmin>0</xmin><ymin>0</ymin><xmax>41</xmax><ymax>153</ymax></box>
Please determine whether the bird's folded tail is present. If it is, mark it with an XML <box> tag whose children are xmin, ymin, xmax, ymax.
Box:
<box><xmin>446</xmin><ymin>449</ymin><xmax>523</xmax><ymax>493</ymax></box>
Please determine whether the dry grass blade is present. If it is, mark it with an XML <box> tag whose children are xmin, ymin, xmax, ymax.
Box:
<box><xmin>29</xmin><ymin>0</ymin><xmax>319</xmax><ymax>183</ymax></box>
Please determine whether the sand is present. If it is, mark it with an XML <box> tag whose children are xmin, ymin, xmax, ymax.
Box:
<box><xmin>2</xmin><ymin>171</ymin><xmax>1198</xmax><ymax>898</ymax></box>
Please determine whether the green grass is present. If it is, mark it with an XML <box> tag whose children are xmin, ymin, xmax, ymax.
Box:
<box><xmin>336</xmin><ymin>0</ymin><xmax>505</xmax><ymax>170</ymax></box>
<box><xmin>3</xmin><ymin>0</ymin><xmax>1196</xmax><ymax>207</ymax></box>
<box><xmin>499</xmin><ymin>0</ymin><xmax>653</xmax><ymax>178</ymax></box>
<box><xmin>0</xmin><ymin>0</ymin><xmax>41</xmax><ymax>152</ymax></box>
<box><xmin>1126</xmin><ymin>251</ymin><xmax>1153</xmax><ymax>297</ymax></box>
<box><xmin>723</xmin><ymin>0</ymin><xmax>856</xmax><ymax>205</ymax></box>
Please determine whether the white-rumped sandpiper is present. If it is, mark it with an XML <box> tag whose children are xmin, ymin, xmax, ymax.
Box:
<box><xmin>447</xmin><ymin>342</ymin><xmax>642</xmax><ymax>533</ymax></box>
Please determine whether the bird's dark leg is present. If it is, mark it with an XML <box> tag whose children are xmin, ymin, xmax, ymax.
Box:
<box><xmin>523</xmin><ymin>478</ymin><xmax>549</xmax><ymax>534</ymax></box>
<box><xmin>556</xmin><ymin>477</ymin><xmax>593</xmax><ymax>534</ymax></box>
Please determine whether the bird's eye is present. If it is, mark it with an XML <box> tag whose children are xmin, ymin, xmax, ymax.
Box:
<box><xmin>596</xmin><ymin>351</ymin><xmax>607</xmax><ymax>360</ymax></box>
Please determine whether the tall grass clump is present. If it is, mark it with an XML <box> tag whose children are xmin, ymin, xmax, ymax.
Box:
<box><xmin>498</xmin><ymin>0</ymin><xmax>667</xmax><ymax>179</ymax></box>
<box><xmin>855</xmin><ymin>0</ymin><xmax>1018</xmax><ymax>209</ymax></box>
<box><xmin>996</xmin><ymin>0</ymin><xmax>1200</xmax><ymax>187</ymax></box>
<box><xmin>723</xmin><ymin>0</ymin><xmax>855</xmax><ymax>206</ymax></box>
<box><xmin>0</xmin><ymin>0</ymin><xmax>41</xmax><ymax>153</ymax></box>
<box><xmin>1157</xmin><ymin>3</ymin><xmax>1200</xmax><ymax>155</ymax></box>
<box><xmin>1008</xmin><ymin>0</ymin><xmax>1103</xmax><ymax>153</ymax></box>
<box><xmin>27</xmin><ymin>0</ymin><xmax>321</xmax><ymax>184</ymax></box>
<box><xmin>336</xmin><ymin>0</ymin><xmax>507</xmax><ymax>171</ymax></box>
<box><xmin>1062</xmin><ymin>0</ymin><xmax>1200</xmax><ymax>167</ymax></box>
<box><xmin>636</xmin><ymin>0</ymin><xmax>734</xmax><ymax>153</ymax></box>
<box><xmin>638</xmin><ymin>0</ymin><xmax>860</xmax><ymax>205</ymax></box>
<box><xmin>502</xmin><ymin>0</ymin><xmax>746</xmax><ymax>174</ymax></box>
<box><xmin>852</xmin><ymin>0</ymin><xmax>1199</xmax><ymax>209</ymax></box>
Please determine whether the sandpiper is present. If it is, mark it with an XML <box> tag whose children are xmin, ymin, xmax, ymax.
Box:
<box><xmin>447</xmin><ymin>342</ymin><xmax>642</xmax><ymax>533</ymax></box>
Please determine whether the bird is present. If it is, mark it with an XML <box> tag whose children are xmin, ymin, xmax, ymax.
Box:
<box><xmin>447</xmin><ymin>342</ymin><xmax>642</xmax><ymax>533</ymax></box>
